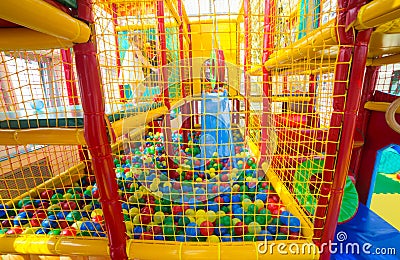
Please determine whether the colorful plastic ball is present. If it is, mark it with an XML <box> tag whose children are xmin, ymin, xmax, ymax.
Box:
<box><xmin>61</xmin><ymin>227</ymin><xmax>77</xmax><ymax>236</ymax></box>
<box><xmin>221</xmin><ymin>234</ymin><xmax>232</xmax><ymax>242</ymax></box>
<box><xmin>219</xmin><ymin>216</ymin><xmax>231</xmax><ymax>227</ymax></box>
<box><xmin>199</xmin><ymin>221</ymin><xmax>214</xmax><ymax>236</ymax></box>
<box><xmin>257</xmin><ymin>230</ymin><xmax>273</xmax><ymax>241</ymax></box>
<box><xmin>234</xmin><ymin>221</ymin><xmax>248</xmax><ymax>236</ymax></box>
<box><xmin>48</xmin><ymin>228</ymin><xmax>62</xmax><ymax>236</ymax></box>
<box><xmin>13</xmin><ymin>211</ymin><xmax>33</xmax><ymax>226</ymax></box>
<box><xmin>241</xmin><ymin>198</ymin><xmax>252</xmax><ymax>211</ymax></box>
<box><xmin>133</xmin><ymin>226</ymin><xmax>145</xmax><ymax>239</ymax></box>
<box><xmin>246</xmin><ymin>204</ymin><xmax>257</xmax><ymax>214</ymax></box>
<box><xmin>154</xmin><ymin>235</ymin><xmax>164</xmax><ymax>240</ymax></box>
<box><xmin>255</xmin><ymin>193</ymin><xmax>267</xmax><ymax>202</ymax></box>
<box><xmin>248</xmin><ymin>222</ymin><xmax>262</xmax><ymax>234</ymax></box>
<box><xmin>214</xmin><ymin>227</ymin><xmax>229</xmax><ymax>236</ymax></box>
<box><xmin>35</xmin><ymin>228</ymin><xmax>49</xmax><ymax>235</ymax></box>
<box><xmin>176</xmin><ymin>235</ymin><xmax>186</xmax><ymax>242</ymax></box>
<box><xmin>207</xmin><ymin>202</ymin><xmax>219</xmax><ymax>212</ymax></box>
<box><xmin>233</xmin><ymin>207</ymin><xmax>244</xmax><ymax>221</ymax></box>
<box><xmin>153</xmin><ymin>211</ymin><xmax>165</xmax><ymax>224</ymax></box>
<box><xmin>206</xmin><ymin>235</ymin><xmax>220</xmax><ymax>243</ymax></box>
<box><xmin>185</xmin><ymin>222</ymin><xmax>199</xmax><ymax>237</ymax></box>
<box><xmin>178</xmin><ymin>216</ymin><xmax>191</xmax><ymax>227</ymax></box>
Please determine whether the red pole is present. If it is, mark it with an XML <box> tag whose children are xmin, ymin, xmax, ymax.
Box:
<box><xmin>111</xmin><ymin>3</ymin><xmax>126</xmax><ymax>102</ymax></box>
<box><xmin>353</xmin><ymin>66</ymin><xmax>380</xmax><ymax>202</ymax></box>
<box><xmin>61</xmin><ymin>49</ymin><xmax>79</xmax><ymax>105</ymax></box>
<box><xmin>260</xmin><ymin>0</ymin><xmax>274</xmax><ymax>164</ymax></box>
<box><xmin>74</xmin><ymin>42</ymin><xmax>127</xmax><ymax>260</ymax></box>
<box><xmin>157</xmin><ymin>0</ymin><xmax>170</xmax><ymax>110</ymax></box>
<box><xmin>75</xmin><ymin>1</ymin><xmax>127</xmax><ymax>259</ymax></box>
<box><xmin>317</xmin><ymin>29</ymin><xmax>373</xmax><ymax>260</ymax></box>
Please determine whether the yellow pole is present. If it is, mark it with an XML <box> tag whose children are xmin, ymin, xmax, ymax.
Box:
<box><xmin>0</xmin><ymin>0</ymin><xmax>90</xmax><ymax>43</ymax></box>
<box><xmin>0</xmin><ymin>28</ymin><xmax>73</xmax><ymax>51</ymax></box>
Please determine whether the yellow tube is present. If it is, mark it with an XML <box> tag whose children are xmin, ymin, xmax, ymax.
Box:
<box><xmin>365</xmin><ymin>101</ymin><xmax>400</xmax><ymax>114</ymax></box>
<box><xmin>264</xmin><ymin>20</ymin><xmax>337</xmax><ymax>68</ymax></box>
<box><xmin>352</xmin><ymin>0</ymin><xmax>400</xmax><ymax>30</ymax></box>
<box><xmin>0</xmin><ymin>236</ymin><xmax>109</xmax><ymax>256</ymax></box>
<box><xmin>0</xmin><ymin>0</ymin><xmax>90</xmax><ymax>43</ymax></box>
<box><xmin>111</xmin><ymin>104</ymin><xmax>173</xmax><ymax>137</ymax></box>
<box><xmin>0</xmin><ymin>128</ymin><xmax>86</xmax><ymax>146</ymax></box>
<box><xmin>367</xmin><ymin>53</ymin><xmax>400</xmax><ymax>66</ymax></box>
<box><xmin>6</xmin><ymin>162</ymin><xmax>86</xmax><ymax>207</ymax></box>
<box><xmin>0</xmin><ymin>28</ymin><xmax>73</xmax><ymax>51</ymax></box>
<box><xmin>127</xmin><ymin>240</ymin><xmax>319</xmax><ymax>259</ymax></box>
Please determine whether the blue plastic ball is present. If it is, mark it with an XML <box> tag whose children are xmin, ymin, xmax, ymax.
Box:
<box><xmin>185</xmin><ymin>222</ymin><xmax>198</xmax><ymax>237</ymax></box>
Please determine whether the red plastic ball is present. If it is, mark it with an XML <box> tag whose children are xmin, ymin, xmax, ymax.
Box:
<box><xmin>280</xmin><ymin>226</ymin><xmax>289</xmax><ymax>234</ymax></box>
<box><xmin>92</xmin><ymin>189</ymin><xmax>100</xmax><ymax>199</ymax></box>
<box><xmin>151</xmin><ymin>225</ymin><xmax>162</xmax><ymax>235</ymax></box>
<box><xmin>140</xmin><ymin>231</ymin><xmax>153</xmax><ymax>240</ymax></box>
<box><xmin>92</xmin><ymin>215</ymin><xmax>104</xmax><ymax>223</ymax></box>
<box><xmin>220</xmin><ymin>174</ymin><xmax>229</xmax><ymax>182</ymax></box>
<box><xmin>199</xmin><ymin>221</ymin><xmax>214</xmax><ymax>236</ymax></box>
<box><xmin>62</xmin><ymin>201</ymin><xmax>77</xmax><ymax>211</ymax></box>
<box><xmin>234</xmin><ymin>222</ymin><xmax>248</xmax><ymax>236</ymax></box>
<box><xmin>30</xmin><ymin>218</ymin><xmax>41</xmax><ymax>227</ymax></box>
<box><xmin>172</xmin><ymin>205</ymin><xmax>184</xmax><ymax>215</ymax></box>
<box><xmin>140</xmin><ymin>215</ymin><xmax>152</xmax><ymax>225</ymax></box>
<box><xmin>214</xmin><ymin>197</ymin><xmax>224</xmax><ymax>204</ymax></box>
<box><xmin>40</xmin><ymin>190</ymin><xmax>54</xmax><ymax>200</ymax></box>
<box><xmin>61</xmin><ymin>227</ymin><xmax>77</xmax><ymax>236</ymax></box>
<box><xmin>7</xmin><ymin>227</ymin><xmax>23</xmax><ymax>234</ymax></box>
<box><xmin>59</xmin><ymin>220</ymin><xmax>69</xmax><ymax>229</ymax></box>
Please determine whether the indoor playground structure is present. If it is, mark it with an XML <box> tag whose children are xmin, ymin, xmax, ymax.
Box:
<box><xmin>0</xmin><ymin>0</ymin><xmax>400</xmax><ymax>259</ymax></box>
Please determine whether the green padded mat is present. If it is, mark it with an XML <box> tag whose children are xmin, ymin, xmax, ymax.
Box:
<box><xmin>0</xmin><ymin>103</ymin><xmax>161</xmax><ymax>129</ymax></box>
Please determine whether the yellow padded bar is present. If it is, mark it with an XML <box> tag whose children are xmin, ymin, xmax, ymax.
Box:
<box><xmin>127</xmin><ymin>240</ymin><xmax>319</xmax><ymax>259</ymax></box>
<box><xmin>264</xmin><ymin>19</ymin><xmax>337</xmax><ymax>68</ymax></box>
<box><xmin>353</xmin><ymin>0</ymin><xmax>400</xmax><ymax>30</ymax></box>
<box><xmin>0</xmin><ymin>0</ymin><xmax>90</xmax><ymax>43</ymax></box>
<box><xmin>364</xmin><ymin>101</ymin><xmax>400</xmax><ymax>114</ymax></box>
<box><xmin>0</xmin><ymin>128</ymin><xmax>86</xmax><ymax>146</ymax></box>
<box><xmin>0</xmin><ymin>236</ymin><xmax>109</xmax><ymax>256</ymax></box>
<box><xmin>0</xmin><ymin>28</ymin><xmax>73</xmax><ymax>51</ymax></box>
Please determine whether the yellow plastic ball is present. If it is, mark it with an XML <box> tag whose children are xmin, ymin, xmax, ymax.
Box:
<box><xmin>216</xmin><ymin>210</ymin><xmax>226</xmax><ymax>218</ymax></box>
<box><xmin>207</xmin><ymin>235</ymin><xmax>220</xmax><ymax>243</ymax></box>
<box><xmin>242</xmin><ymin>198</ymin><xmax>252</xmax><ymax>211</ymax></box>
<box><xmin>232</xmin><ymin>218</ymin><xmax>241</xmax><ymax>226</ymax></box>
<box><xmin>153</xmin><ymin>211</ymin><xmax>165</xmax><ymax>224</ymax></box>
<box><xmin>153</xmin><ymin>177</ymin><xmax>161</xmax><ymax>185</ymax></box>
<box><xmin>129</xmin><ymin>207</ymin><xmax>140</xmax><ymax>217</ymax></box>
<box><xmin>132</xmin><ymin>215</ymin><xmax>141</xmax><ymax>225</ymax></box>
<box><xmin>254</xmin><ymin>199</ymin><xmax>264</xmax><ymax>211</ymax></box>
<box><xmin>195</xmin><ymin>209</ymin><xmax>206</xmax><ymax>219</ymax></box>
<box><xmin>185</xmin><ymin>209</ymin><xmax>195</xmax><ymax>216</ymax></box>
<box><xmin>63</xmin><ymin>193</ymin><xmax>72</xmax><ymax>201</ymax></box>
<box><xmin>196</xmin><ymin>218</ymin><xmax>206</xmax><ymax>226</ymax></box>
<box><xmin>91</xmin><ymin>209</ymin><xmax>104</xmax><ymax>218</ymax></box>
<box><xmin>232</xmin><ymin>184</ymin><xmax>241</xmax><ymax>192</ymax></box>
<box><xmin>150</xmin><ymin>183</ymin><xmax>158</xmax><ymax>192</ymax></box>
<box><xmin>188</xmin><ymin>216</ymin><xmax>196</xmax><ymax>223</ymax></box>
<box><xmin>248</xmin><ymin>222</ymin><xmax>262</xmax><ymax>234</ymax></box>
<box><xmin>196</xmin><ymin>177</ymin><xmax>203</xmax><ymax>182</ymax></box>
<box><xmin>125</xmin><ymin>221</ymin><xmax>134</xmax><ymax>233</ymax></box>
<box><xmin>164</xmin><ymin>181</ymin><xmax>172</xmax><ymax>187</ymax></box>
<box><xmin>206</xmin><ymin>211</ymin><xmax>217</xmax><ymax>222</ymax></box>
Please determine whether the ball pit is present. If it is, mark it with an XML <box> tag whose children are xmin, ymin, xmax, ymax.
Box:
<box><xmin>0</xmin><ymin>129</ymin><xmax>302</xmax><ymax>242</ymax></box>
